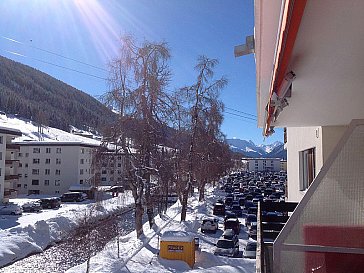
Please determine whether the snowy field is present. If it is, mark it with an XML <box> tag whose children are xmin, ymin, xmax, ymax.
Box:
<box><xmin>0</xmin><ymin>192</ymin><xmax>134</xmax><ymax>268</ymax></box>
<box><xmin>66</xmin><ymin>187</ymin><xmax>256</xmax><ymax>273</ymax></box>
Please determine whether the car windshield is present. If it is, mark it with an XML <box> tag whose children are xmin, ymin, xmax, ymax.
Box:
<box><xmin>216</xmin><ymin>240</ymin><xmax>234</xmax><ymax>249</ymax></box>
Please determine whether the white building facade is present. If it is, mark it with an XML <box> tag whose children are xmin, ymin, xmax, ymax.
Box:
<box><xmin>243</xmin><ymin>158</ymin><xmax>281</xmax><ymax>172</ymax></box>
<box><xmin>16</xmin><ymin>142</ymin><xmax>98</xmax><ymax>195</ymax></box>
<box><xmin>0</xmin><ymin>127</ymin><xmax>22</xmax><ymax>203</ymax></box>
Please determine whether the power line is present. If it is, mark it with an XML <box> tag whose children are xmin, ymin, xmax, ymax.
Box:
<box><xmin>3</xmin><ymin>49</ymin><xmax>107</xmax><ymax>81</ymax></box>
<box><xmin>1</xmin><ymin>35</ymin><xmax>108</xmax><ymax>72</ymax></box>
<box><xmin>225</xmin><ymin>106</ymin><xmax>257</xmax><ymax>117</ymax></box>
<box><xmin>224</xmin><ymin>111</ymin><xmax>257</xmax><ymax>121</ymax></box>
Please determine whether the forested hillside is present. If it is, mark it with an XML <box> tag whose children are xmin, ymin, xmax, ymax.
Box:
<box><xmin>0</xmin><ymin>55</ymin><xmax>115</xmax><ymax>131</ymax></box>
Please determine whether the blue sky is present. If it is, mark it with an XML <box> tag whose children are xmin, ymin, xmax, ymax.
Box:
<box><xmin>0</xmin><ymin>0</ymin><xmax>283</xmax><ymax>144</ymax></box>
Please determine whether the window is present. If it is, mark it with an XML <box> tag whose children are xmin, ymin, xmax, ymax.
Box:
<box><xmin>299</xmin><ymin>147</ymin><xmax>316</xmax><ymax>191</ymax></box>
<box><xmin>101</xmin><ymin>169</ymin><xmax>107</xmax><ymax>174</ymax></box>
<box><xmin>0</xmin><ymin>152</ymin><xmax>2</xmax><ymax>160</ymax></box>
<box><xmin>32</xmin><ymin>169</ymin><xmax>39</xmax><ymax>175</ymax></box>
<box><xmin>0</xmin><ymin>168</ymin><xmax>1</xmax><ymax>176</ymax></box>
<box><xmin>24</xmin><ymin>184</ymin><xmax>28</xmax><ymax>189</ymax></box>
<box><xmin>19</xmin><ymin>174</ymin><xmax>22</xmax><ymax>177</ymax></box>
<box><xmin>46</xmin><ymin>147</ymin><xmax>51</xmax><ymax>153</ymax></box>
<box><xmin>101</xmin><ymin>177</ymin><xmax>107</xmax><ymax>181</ymax></box>
<box><xmin>81</xmin><ymin>148</ymin><xmax>85</xmax><ymax>154</ymax></box>
<box><xmin>56</xmin><ymin>147</ymin><xmax>61</xmax><ymax>154</ymax></box>
<box><xmin>17</xmin><ymin>184</ymin><xmax>21</xmax><ymax>188</ymax></box>
<box><xmin>33</xmin><ymin>147</ymin><xmax>40</xmax><ymax>153</ymax></box>
<box><xmin>80</xmin><ymin>158</ymin><xmax>84</xmax><ymax>164</ymax></box>
<box><xmin>55</xmin><ymin>180</ymin><xmax>60</xmax><ymax>186</ymax></box>
<box><xmin>118</xmin><ymin>163</ymin><xmax>121</xmax><ymax>167</ymax></box>
<box><xmin>25</xmin><ymin>163</ymin><xmax>28</xmax><ymax>168</ymax></box>
<box><xmin>55</xmin><ymin>191</ymin><xmax>60</xmax><ymax>194</ymax></box>
<box><xmin>45</xmin><ymin>169</ymin><xmax>50</xmax><ymax>175</ymax></box>
<box><xmin>80</xmin><ymin>169</ymin><xmax>84</xmax><ymax>175</ymax></box>
<box><xmin>31</xmin><ymin>179</ymin><xmax>39</xmax><ymax>185</ymax></box>
<box><xmin>0</xmin><ymin>136</ymin><xmax>2</xmax><ymax>144</ymax></box>
<box><xmin>44</xmin><ymin>180</ymin><xmax>50</xmax><ymax>186</ymax></box>
<box><xmin>25</xmin><ymin>153</ymin><xmax>29</xmax><ymax>157</ymax></box>
<box><xmin>19</xmin><ymin>163</ymin><xmax>22</xmax><ymax>167</ymax></box>
<box><xmin>45</xmin><ymin>158</ymin><xmax>51</xmax><ymax>164</ymax></box>
<box><xmin>18</xmin><ymin>152</ymin><xmax>22</xmax><ymax>157</ymax></box>
<box><xmin>33</xmin><ymin>158</ymin><xmax>40</xmax><ymax>164</ymax></box>
<box><xmin>25</xmin><ymin>174</ymin><xmax>28</xmax><ymax>178</ymax></box>
<box><xmin>56</xmin><ymin>158</ymin><xmax>61</xmax><ymax>164</ymax></box>
<box><xmin>80</xmin><ymin>179</ymin><xmax>83</xmax><ymax>184</ymax></box>
<box><xmin>55</xmin><ymin>169</ymin><xmax>61</xmax><ymax>175</ymax></box>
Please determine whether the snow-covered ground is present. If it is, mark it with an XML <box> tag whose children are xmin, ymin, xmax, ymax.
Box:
<box><xmin>0</xmin><ymin>192</ymin><xmax>133</xmax><ymax>268</ymax></box>
<box><xmin>66</xmin><ymin>187</ymin><xmax>256</xmax><ymax>273</ymax></box>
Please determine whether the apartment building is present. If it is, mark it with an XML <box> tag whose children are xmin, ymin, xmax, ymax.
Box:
<box><xmin>16</xmin><ymin>142</ymin><xmax>99</xmax><ymax>195</ymax></box>
<box><xmin>0</xmin><ymin>126</ymin><xmax>22</xmax><ymax>203</ymax></box>
<box><xmin>242</xmin><ymin>158</ymin><xmax>281</xmax><ymax>172</ymax></box>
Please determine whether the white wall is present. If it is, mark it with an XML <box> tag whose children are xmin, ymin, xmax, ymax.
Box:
<box><xmin>286</xmin><ymin>125</ymin><xmax>347</xmax><ymax>202</ymax></box>
<box><xmin>286</xmin><ymin>127</ymin><xmax>323</xmax><ymax>202</ymax></box>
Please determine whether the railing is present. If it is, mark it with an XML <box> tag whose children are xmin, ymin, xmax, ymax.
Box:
<box><xmin>6</xmin><ymin>144</ymin><xmax>20</xmax><ymax>150</ymax></box>
<box><xmin>273</xmin><ymin>120</ymin><xmax>364</xmax><ymax>273</ymax></box>
<box><xmin>5</xmin><ymin>174</ymin><xmax>20</xmax><ymax>180</ymax></box>
<box><xmin>257</xmin><ymin>201</ymin><xmax>297</xmax><ymax>273</ymax></box>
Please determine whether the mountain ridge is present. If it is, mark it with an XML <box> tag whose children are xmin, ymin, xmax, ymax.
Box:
<box><xmin>227</xmin><ymin>138</ymin><xmax>286</xmax><ymax>159</ymax></box>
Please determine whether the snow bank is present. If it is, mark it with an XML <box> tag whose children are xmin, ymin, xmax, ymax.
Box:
<box><xmin>0</xmin><ymin>192</ymin><xmax>133</xmax><ymax>268</ymax></box>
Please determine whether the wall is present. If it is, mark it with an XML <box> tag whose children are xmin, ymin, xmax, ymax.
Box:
<box><xmin>286</xmin><ymin>127</ymin><xmax>323</xmax><ymax>202</ymax></box>
<box><xmin>286</xmin><ymin>125</ymin><xmax>347</xmax><ymax>202</ymax></box>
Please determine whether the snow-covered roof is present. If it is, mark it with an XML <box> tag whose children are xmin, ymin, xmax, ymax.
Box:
<box><xmin>13</xmin><ymin>141</ymin><xmax>99</xmax><ymax>148</ymax></box>
<box><xmin>161</xmin><ymin>231</ymin><xmax>194</xmax><ymax>242</ymax></box>
<box><xmin>0</xmin><ymin>126</ymin><xmax>22</xmax><ymax>136</ymax></box>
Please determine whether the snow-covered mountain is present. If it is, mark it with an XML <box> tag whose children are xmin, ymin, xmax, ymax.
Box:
<box><xmin>227</xmin><ymin>138</ymin><xmax>286</xmax><ymax>159</ymax></box>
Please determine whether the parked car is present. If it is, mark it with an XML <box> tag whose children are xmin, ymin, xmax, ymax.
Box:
<box><xmin>246</xmin><ymin>214</ymin><xmax>257</xmax><ymax>228</ymax></box>
<box><xmin>243</xmin><ymin>241</ymin><xmax>257</xmax><ymax>258</ymax></box>
<box><xmin>224</xmin><ymin>211</ymin><xmax>237</xmax><ymax>223</ymax></box>
<box><xmin>61</xmin><ymin>192</ymin><xmax>86</xmax><ymax>202</ymax></box>
<box><xmin>248</xmin><ymin>223</ymin><xmax>257</xmax><ymax>239</ymax></box>
<box><xmin>231</xmin><ymin>204</ymin><xmax>243</xmax><ymax>217</ymax></box>
<box><xmin>22</xmin><ymin>201</ymin><xmax>42</xmax><ymax>213</ymax></box>
<box><xmin>224</xmin><ymin>218</ymin><xmax>240</xmax><ymax>234</ymax></box>
<box><xmin>224</xmin><ymin>197</ymin><xmax>233</xmax><ymax>207</ymax></box>
<box><xmin>201</xmin><ymin>217</ymin><xmax>219</xmax><ymax>233</ymax></box>
<box><xmin>213</xmin><ymin>203</ymin><xmax>225</xmax><ymax>216</ymax></box>
<box><xmin>221</xmin><ymin>229</ymin><xmax>239</xmax><ymax>245</ymax></box>
<box><xmin>0</xmin><ymin>204</ymin><xmax>22</xmax><ymax>215</ymax></box>
<box><xmin>40</xmin><ymin>197</ymin><xmax>61</xmax><ymax>209</ymax></box>
<box><xmin>214</xmin><ymin>238</ymin><xmax>239</xmax><ymax>257</ymax></box>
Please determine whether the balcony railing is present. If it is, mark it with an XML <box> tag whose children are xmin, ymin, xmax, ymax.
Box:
<box><xmin>273</xmin><ymin>119</ymin><xmax>364</xmax><ymax>273</ymax></box>
<box><xmin>4</xmin><ymin>174</ymin><xmax>19</xmax><ymax>180</ymax></box>
<box><xmin>6</xmin><ymin>144</ymin><xmax>20</xmax><ymax>150</ymax></box>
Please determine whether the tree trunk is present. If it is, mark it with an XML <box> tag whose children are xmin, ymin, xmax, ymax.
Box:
<box><xmin>180</xmin><ymin>193</ymin><xmax>188</xmax><ymax>222</ymax></box>
<box><xmin>135</xmin><ymin>202</ymin><xmax>144</xmax><ymax>238</ymax></box>
<box><xmin>199</xmin><ymin>180</ymin><xmax>206</xmax><ymax>202</ymax></box>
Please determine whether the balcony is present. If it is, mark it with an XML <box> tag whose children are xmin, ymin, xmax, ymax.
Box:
<box><xmin>5</xmin><ymin>174</ymin><xmax>20</xmax><ymax>181</ymax></box>
<box><xmin>6</xmin><ymin>144</ymin><xmax>20</xmax><ymax>151</ymax></box>
<box><xmin>272</xmin><ymin>120</ymin><xmax>364</xmax><ymax>273</ymax></box>
<box><xmin>5</xmin><ymin>159</ymin><xmax>19</xmax><ymax>166</ymax></box>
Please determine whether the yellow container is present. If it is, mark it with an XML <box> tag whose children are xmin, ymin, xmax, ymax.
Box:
<box><xmin>160</xmin><ymin>231</ymin><xmax>195</xmax><ymax>268</ymax></box>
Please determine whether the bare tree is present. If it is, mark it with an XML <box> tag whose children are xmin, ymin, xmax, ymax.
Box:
<box><xmin>178</xmin><ymin>56</ymin><xmax>227</xmax><ymax>221</ymax></box>
<box><xmin>103</xmin><ymin>35</ymin><xmax>172</xmax><ymax>237</ymax></box>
